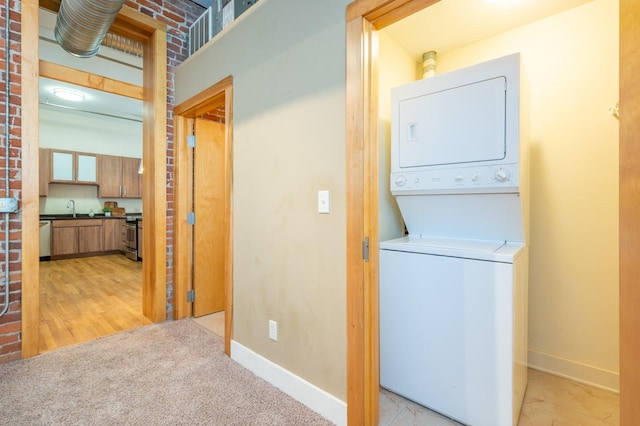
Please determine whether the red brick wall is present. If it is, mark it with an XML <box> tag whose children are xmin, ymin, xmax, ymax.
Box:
<box><xmin>0</xmin><ymin>0</ymin><xmax>204</xmax><ymax>363</ymax></box>
<box><xmin>0</xmin><ymin>0</ymin><xmax>23</xmax><ymax>364</ymax></box>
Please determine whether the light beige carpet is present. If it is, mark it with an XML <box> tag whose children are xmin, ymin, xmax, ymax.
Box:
<box><xmin>0</xmin><ymin>319</ymin><xmax>334</xmax><ymax>425</ymax></box>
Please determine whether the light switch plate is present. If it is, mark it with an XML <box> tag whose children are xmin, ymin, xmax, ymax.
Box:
<box><xmin>318</xmin><ymin>190</ymin><xmax>330</xmax><ymax>214</ymax></box>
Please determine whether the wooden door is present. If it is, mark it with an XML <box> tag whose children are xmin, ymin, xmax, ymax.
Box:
<box><xmin>192</xmin><ymin>118</ymin><xmax>227</xmax><ymax>316</ymax></box>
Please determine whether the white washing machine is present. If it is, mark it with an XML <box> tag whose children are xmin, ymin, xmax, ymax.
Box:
<box><xmin>380</xmin><ymin>237</ymin><xmax>528</xmax><ymax>425</ymax></box>
<box><xmin>380</xmin><ymin>53</ymin><xmax>529</xmax><ymax>425</ymax></box>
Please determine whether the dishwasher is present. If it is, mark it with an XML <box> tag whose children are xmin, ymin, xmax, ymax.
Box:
<box><xmin>39</xmin><ymin>220</ymin><xmax>51</xmax><ymax>260</ymax></box>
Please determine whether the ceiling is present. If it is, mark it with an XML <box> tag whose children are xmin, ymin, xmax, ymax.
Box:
<box><xmin>38</xmin><ymin>9</ymin><xmax>143</xmax><ymax>123</ymax></box>
<box><xmin>38</xmin><ymin>0</ymin><xmax>594</xmax><ymax>122</ymax></box>
<box><xmin>382</xmin><ymin>0</ymin><xmax>595</xmax><ymax>60</ymax></box>
<box><xmin>39</xmin><ymin>77</ymin><xmax>143</xmax><ymax>123</ymax></box>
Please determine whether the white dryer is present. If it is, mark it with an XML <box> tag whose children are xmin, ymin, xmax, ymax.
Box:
<box><xmin>380</xmin><ymin>54</ymin><xmax>529</xmax><ymax>426</ymax></box>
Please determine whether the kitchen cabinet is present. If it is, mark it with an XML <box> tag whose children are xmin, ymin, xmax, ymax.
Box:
<box><xmin>78</xmin><ymin>224</ymin><xmax>103</xmax><ymax>253</ymax></box>
<box><xmin>51</xmin><ymin>219</ymin><xmax>103</xmax><ymax>258</ymax></box>
<box><xmin>98</xmin><ymin>155</ymin><xmax>142</xmax><ymax>198</ymax></box>
<box><xmin>52</xmin><ymin>225</ymin><xmax>77</xmax><ymax>256</ymax></box>
<box><xmin>103</xmin><ymin>218</ymin><xmax>124</xmax><ymax>252</ymax></box>
<box><xmin>50</xmin><ymin>150</ymin><xmax>98</xmax><ymax>184</ymax></box>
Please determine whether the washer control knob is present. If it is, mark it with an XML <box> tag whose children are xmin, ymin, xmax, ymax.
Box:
<box><xmin>395</xmin><ymin>174</ymin><xmax>407</xmax><ymax>187</ymax></box>
<box><xmin>495</xmin><ymin>169</ymin><xmax>510</xmax><ymax>182</ymax></box>
<box><xmin>454</xmin><ymin>175</ymin><xmax>464</xmax><ymax>183</ymax></box>
<box><xmin>472</xmin><ymin>173</ymin><xmax>481</xmax><ymax>182</ymax></box>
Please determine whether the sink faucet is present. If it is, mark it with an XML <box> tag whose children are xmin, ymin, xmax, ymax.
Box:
<box><xmin>67</xmin><ymin>199</ymin><xmax>76</xmax><ymax>218</ymax></box>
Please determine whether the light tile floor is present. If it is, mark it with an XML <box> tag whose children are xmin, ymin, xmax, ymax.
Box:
<box><xmin>193</xmin><ymin>311</ymin><xmax>225</xmax><ymax>338</ymax></box>
<box><xmin>380</xmin><ymin>369</ymin><xmax>619</xmax><ymax>425</ymax></box>
<box><xmin>194</xmin><ymin>314</ymin><xmax>619</xmax><ymax>426</ymax></box>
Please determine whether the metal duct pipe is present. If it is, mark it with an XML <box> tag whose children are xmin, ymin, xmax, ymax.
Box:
<box><xmin>422</xmin><ymin>50</ymin><xmax>437</xmax><ymax>79</ymax></box>
<box><xmin>54</xmin><ymin>0</ymin><xmax>126</xmax><ymax>58</ymax></box>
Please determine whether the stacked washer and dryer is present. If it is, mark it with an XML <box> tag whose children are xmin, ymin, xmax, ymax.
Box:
<box><xmin>379</xmin><ymin>53</ymin><xmax>529</xmax><ymax>426</ymax></box>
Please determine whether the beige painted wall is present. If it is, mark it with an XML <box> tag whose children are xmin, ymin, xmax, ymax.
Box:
<box><xmin>381</xmin><ymin>0</ymin><xmax>619</xmax><ymax>390</ymax></box>
<box><xmin>176</xmin><ymin>0</ymin><xmax>349</xmax><ymax>400</ymax></box>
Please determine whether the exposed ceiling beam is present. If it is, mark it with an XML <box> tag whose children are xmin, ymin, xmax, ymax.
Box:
<box><xmin>39</xmin><ymin>59</ymin><xmax>144</xmax><ymax>100</ymax></box>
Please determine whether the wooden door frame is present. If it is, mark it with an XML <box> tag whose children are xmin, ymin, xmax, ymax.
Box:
<box><xmin>173</xmin><ymin>76</ymin><xmax>233</xmax><ymax>356</ymax></box>
<box><xmin>346</xmin><ymin>0</ymin><xmax>636</xmax><ymax>424</ymax></box>
<box><xmin>345</xmin><ymin>2</ymin><xmax>440</xmax><ymax>423</ymax></box>
<box><xmin>21</xmin><ymin>1</ymin><xmax>168</xmax><ymax>358</ymax></box>
<box><xmin>619</xmin><ymin>0</ymin><xmax>639</xmax><ymax>423</ymax></box>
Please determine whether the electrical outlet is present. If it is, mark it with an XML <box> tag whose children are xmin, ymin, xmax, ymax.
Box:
<box><xmin>269</xmin><ymin>320</ymin><xmax>278</xmax><ymax>341</ymax></box>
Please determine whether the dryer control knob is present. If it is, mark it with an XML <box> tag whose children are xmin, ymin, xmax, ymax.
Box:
<box><xmin>395</xmin><ymin>175</ymin><xmax>407</xmax><ymax>187</ymax></box>
<box><xmin>472</xmin><ymin>173</ymin><xmax>481</xmax><ymax>182</ymax></box>
<box><xmin>495</xmin><ymin>169</ymin><xmax>510</xmax><ymax>182</ymax></box>
<box><xmin>454</xmin><ymin>175</ymin><xmax>464</xmax><ymax>183</ymax></box>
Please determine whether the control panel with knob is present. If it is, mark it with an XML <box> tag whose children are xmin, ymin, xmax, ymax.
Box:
<box><xmin>390</xmin><ymin>163</ymin><xmax>519</xmax><ymax>194</ymax></box>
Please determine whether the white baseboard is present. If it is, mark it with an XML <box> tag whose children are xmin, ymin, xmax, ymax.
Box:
<box><xmin>231</xmin><ymin>340</ymin><xmax>347</xmax><ymax>426</ymax></box>
<box><xmin>528</xmin><ymin>349</ymin><xmax>619</xmax><ymax>393</ymax></box>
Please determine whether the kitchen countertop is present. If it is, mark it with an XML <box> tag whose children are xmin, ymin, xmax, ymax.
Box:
<box><xmin>40</xmin><ymin>214</ymin><xmax>142</xmax><ymax>221</ymax></box>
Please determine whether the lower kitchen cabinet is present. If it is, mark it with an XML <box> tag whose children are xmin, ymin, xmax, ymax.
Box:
<box><xmin>78</xmin><ymin>224</ymin><xmax>103</xmax><ymax>253</ymax></box>
<box><xmin>103</xmin><ymin>218</ymin><xmax>124</xmax><ymax>252</ymax></box>
<box><xmin>51</xmin><ymin>226</ymin><xmax>78</xmax><ymax>256</ymax></box>
<box><xmin>51</xmin><ymin>219</ymin><xmax>104</xmax><ymax>258</ymax></box>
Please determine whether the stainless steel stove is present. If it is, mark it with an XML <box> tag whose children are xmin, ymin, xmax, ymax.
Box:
<box><xmin>122</xmin><ymin>217</ymin><xmax>140</xmax><ymax>261</ymax></box>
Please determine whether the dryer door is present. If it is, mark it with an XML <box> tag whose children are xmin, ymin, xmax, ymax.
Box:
<box><xmin>397</xmin><ymin>76</ymin><xmax>507</xmax><ymax>169</ymax></box>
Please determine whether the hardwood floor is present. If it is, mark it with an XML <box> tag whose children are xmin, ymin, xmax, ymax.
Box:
<box><xmin>39</xmin><ymin>254</ymin><xmax>152</xmax><ymax>353</ymax></box>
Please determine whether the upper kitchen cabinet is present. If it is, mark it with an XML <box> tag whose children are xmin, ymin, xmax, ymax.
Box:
<box><xmin>49</xmin><ymin>149</ymin><xmax>98</xmax><ymax>185</ymax></box>
<box><xmin>98</xmin><ymin>154</ymin><xmax>142</xmax><ymax>199</ymax></box>
<box><xmin>121</xmin><ymin>156</ymin><xmax>142</xmax><ymax>198</ymax></box>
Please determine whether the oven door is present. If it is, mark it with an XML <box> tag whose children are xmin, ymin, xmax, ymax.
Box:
<box><xmin>123</xmin><ymin>222</ymin><xmax>137</xmax><ymax>260</ymax></box>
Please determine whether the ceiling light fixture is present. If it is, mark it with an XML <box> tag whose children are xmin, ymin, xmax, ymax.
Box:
<box><xmin>53</xmin><ymin>88</ymin><xmax>85</xmax><ymax>102</ymax></box>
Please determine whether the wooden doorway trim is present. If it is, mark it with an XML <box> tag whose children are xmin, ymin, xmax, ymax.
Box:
<box><xmin>173</xmin><ymin>76</ymin><xmax>233</xmax><ymax>356</ymax></box>
<box><xmin>345</xmin><ymin>1</ymin><xmax>439</xmax><ymax>423</ymax></box>
<box><xmin>619</xmin><ymin>0</ymin><xmax>640</xmax><ymax>423</ymax></box>
<box><xmin>21</xmin><ymin>1</ymin><xmax>168</xmax><ymax>357</ymax></box>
